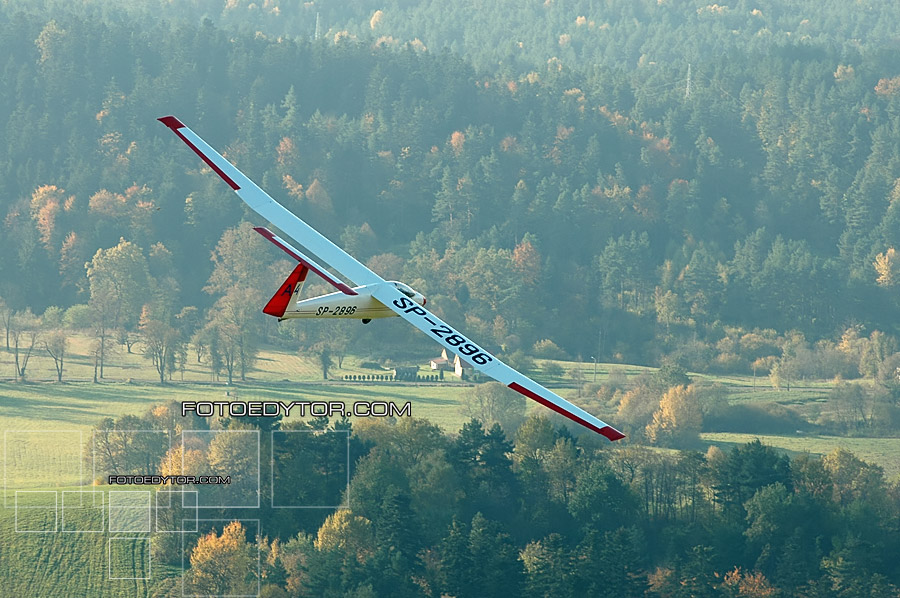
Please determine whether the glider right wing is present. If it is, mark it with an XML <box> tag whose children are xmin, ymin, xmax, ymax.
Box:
<box><xmin>370</xmin><ymin>284</ymin><xmax>626</xmax><ymax>441</ymax></box>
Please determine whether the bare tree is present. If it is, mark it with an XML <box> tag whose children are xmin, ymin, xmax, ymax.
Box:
<box><xmin>89</xmin><ymin>295</ymin><xmax>115</xmax><ymax>381</ymax></box>
<box><xmin>10</xmin><ymin>310</ymin><xmax>40</xmax><ymax>381</ymax></box>
<box><xmin>0</xmin><ymin>296</ymin><xmax>11</xmax><ymax>350</ymax></box>
<box><xmin>44</xmin><ymin>329</ymin><xmax>67</xmax><ymax>382</ymax></box>
<box><xmin>140</xmin><ymin>307</ymin><xmax>179</xmax><ymax>384</ymax></box>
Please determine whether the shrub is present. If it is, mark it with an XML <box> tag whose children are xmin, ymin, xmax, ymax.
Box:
<box><xmin>532</xmin><ymin>339</ymin><xmax>569</xmax><ymax>360</ymax></box>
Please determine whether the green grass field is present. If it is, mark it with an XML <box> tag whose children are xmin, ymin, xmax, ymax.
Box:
<box><xmin>0</xmin><ymin>516</ymin><xmax>154</xmax><ymax>597</ymax></box>
<box><xmin>701</xmin><ymin>432</ymin><xmax>900</xmax><ymax>481</ymax></box>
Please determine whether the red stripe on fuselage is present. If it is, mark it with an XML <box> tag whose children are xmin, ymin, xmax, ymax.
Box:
<box><xmin>508</xmin><ymin>382</ymin><xmax>625</xmax><ymax>441</ymax></box>
<box><xmin>158</xmin><ymin>116</ymin><xmax>241</xmax><ymax>191</ymax></box>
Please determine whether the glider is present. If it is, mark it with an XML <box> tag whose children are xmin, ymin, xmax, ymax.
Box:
<box><xmin>159</xmin><ymin>115</ymin><xmax>624</xmax><ymax>441</ymax></box>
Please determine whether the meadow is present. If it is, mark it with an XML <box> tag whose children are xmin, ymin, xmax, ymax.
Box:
<box><xmin>0</xmin><ymin>336</ymin><xmax>892</xmax><ymax>472</ymax></box>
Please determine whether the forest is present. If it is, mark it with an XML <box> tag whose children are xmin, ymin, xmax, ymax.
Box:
<box><xmin>91</xmin><ymin>402</ymin><xmax>900</xmax><ymax>597</ymax></box>
<box><xmin>3</xmin><ymin>0</ymin><xmax>900</xmax><ymax>366</ymax></box>
<box><xmin>3</xmin><ymin>0</ymin><xmax>900</xmax><ymax>595</ymax></box>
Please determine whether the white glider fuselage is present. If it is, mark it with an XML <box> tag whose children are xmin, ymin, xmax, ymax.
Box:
<box><xmin>282</xmin><ymin>282</ymin><xmax>425</xmax><ymax>321</ymax></box>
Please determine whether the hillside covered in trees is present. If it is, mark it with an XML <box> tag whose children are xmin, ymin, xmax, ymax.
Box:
<box><xmin>3</xmin><ymin>0</ymin><xmax>900</xmax><ymax>369</ymax></box>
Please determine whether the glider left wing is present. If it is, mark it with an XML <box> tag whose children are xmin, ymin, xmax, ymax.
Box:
<box><xmin>158</xmin><ymin>116</ymin><xmax>383</xmax><ymax>287</ymax></box>
<box><xmin>253</xmin><ymin>226</ymin><xmax>358</xmax><ymax>295</ymax></box>
<box><xmin>370</xmin><ymin>284</ymin><xmax>626</xmax><ymax>441</ymax></box>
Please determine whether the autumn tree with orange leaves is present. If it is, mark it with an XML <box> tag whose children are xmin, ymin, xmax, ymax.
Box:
<box><xmin>186</xmin><ymin>521</ymin><xmax>257</xmax><ymax>596</ymax></box>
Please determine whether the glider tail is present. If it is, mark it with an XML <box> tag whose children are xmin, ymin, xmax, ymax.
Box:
<box><xmin>263</xmin><ymin>264</ymin><xmax>308</xmax><ymax>318</ymax></box>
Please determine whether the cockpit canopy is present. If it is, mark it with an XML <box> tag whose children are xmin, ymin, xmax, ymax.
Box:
<box><xmin>391</xmin><ymin>281</ymin><xmax>417</xmax><ymax>298</ymax></box>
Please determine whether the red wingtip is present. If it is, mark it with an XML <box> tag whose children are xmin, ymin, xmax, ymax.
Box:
<box><xmin>157</xmin><ymin>115</ymin><xmax>185</xmax><ymax>130</ymax></box>
<box><xmin>599</xmin><ymin>426</ymin><xmax>627</xmax><ymax>441</ymax></box>
<box><xmin>508</xmin><ymin>381</ymin><xmax>625</xmax><ymax>441</ymax></box>
<box><xmin>159</xmin><ymin>116</ymin><xmax>241</xmax><ymax>190</ymax></box>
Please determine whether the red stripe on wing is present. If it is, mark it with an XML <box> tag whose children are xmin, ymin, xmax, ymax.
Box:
<box><xmin>253</xmin><ymin>227</ymin><xmax>358</xmax><ymax>295</ymax></box>
<box><xmin>508</xmin><ymin>382</ymin><xmax>625</xmax><ymax>441</ymax></box>
<box><xmin>158</xmin><ymin>116</ymin><xmax>241</xmax><ymax>191</ymax></box>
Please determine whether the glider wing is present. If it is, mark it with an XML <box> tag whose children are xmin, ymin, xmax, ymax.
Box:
<box><xmin>253</xmin><ymin>226</ymin><xmax>358</xmax><ymax>295</ymax></box>
<box><xmin>158</xmin><ymin>115</ymin><xmax>382</xmax><ymax>287</ymax></box>
<box><xmin>370</xmin><ymin>284</ymin><xmax>625</xmax><ymax>441</ymax></box>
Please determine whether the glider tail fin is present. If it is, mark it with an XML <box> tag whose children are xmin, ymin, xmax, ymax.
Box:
<box><xmin>263</xmin><ymin>263</ymin><xmax>308</xmax><ymax>318</ymax></box>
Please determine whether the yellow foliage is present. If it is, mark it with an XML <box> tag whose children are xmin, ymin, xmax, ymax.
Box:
<box><xmin>282</xmin><ymin>174</ymin><xmax>303</xmax><ymax>200</ymax></box>
<box><xmin>722</xmin><ymin>568</ymin><xmax>779</xmax><ymax>597</ymax></box>
<box><xmin>616</xmin><ymin>386</ymin><xmax>658</xmax><ymax>431</ymax></box>
<box><xmin>370</xmin><ymin>9</ymin><xmax>384</xmax><ymax>29</ymax></box>
<box><xmin>88</xmin><ymin>189</ymin><xmax>127</xmax><ymax>218</ymax></box>
<box><xmin>305</xmin><ymin>178</ymin><xmax>333</xmax><ymax>213</ymax></box>
<box><xmin>875</xmin><ymin>76</ymin><xmax>900</xmax><ymax>96</ymax></box>
<box><xmin>187</xmin><ymin>521</ymin><xmax>255</xmax><ymax>596</ymax></box>
<box><xmin>512</xmin><ymin>239</ymin><xmax>541</xmax><ymax>285</ymax></box>
<box><xmin>31</xmin><ymin>185</ymin><xmax>67</xmax><ymax>251</ymax></box>
<box><xmin>314</xmin><ymin>510</ymin><xmax>374</xmax><ymax>562</ymax></box>
<box><xmin>874</xmin><ymin>247</ymin><xmax>898</xmax><ymax>286</ymax></box>
<box><xmin>645</xmin><ymin>385</ymin><xmax>702</xmax><ymax>446</ymax></box>
<box><xmin>450</xmin><ymin>131</ymin><xmax>465</xmax><ymax>155</ymax></box>
<box><xmin>35</xmin><ymin>20</ymin><xmax>67</xmax><ymax>63</ymax></box>
<box><xmin>158</xmin><ymin>445</ymin><xmax>183</xmax><ymax>477</ymax></box>
<box><xmin>500</xmin><ymin>135</ymin><xmax>518</xmax><ymax>152</ymax></box>
<box><xmin>276</xmin><ymin>136</ymin><xmax>297</xmax><ymax>168</ymax></box>
<box><xmin>697</xmin><ymin>4</ymin><xmax>728</xmax><ymax>15</ymax></box>
<box><xmin>834</xmin><ymin>64</ymin><xmax>855</xmax><ymax>82</ymax></box>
